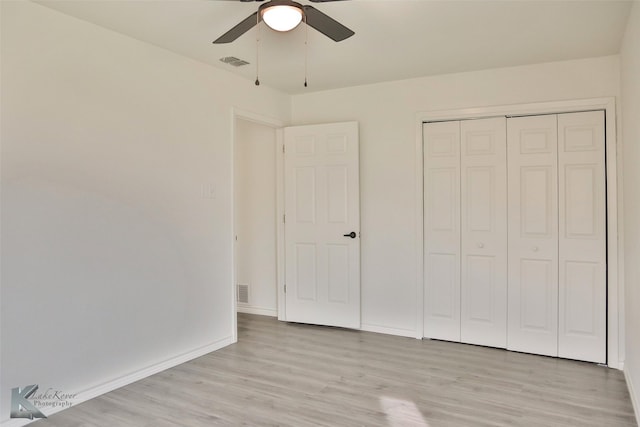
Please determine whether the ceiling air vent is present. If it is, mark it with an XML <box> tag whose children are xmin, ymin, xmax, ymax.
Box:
<box><xmin>220</xmin><ymin>56</ymin><xmax>250</xmax><ymax>67</ymax></box>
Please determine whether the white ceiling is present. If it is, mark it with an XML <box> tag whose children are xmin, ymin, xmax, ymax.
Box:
<box><xmin>34</xmin><ymin>0</ymin><xmax>633</xmax><ymax>95</ymax></box>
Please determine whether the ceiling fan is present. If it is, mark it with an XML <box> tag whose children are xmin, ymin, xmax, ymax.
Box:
<box><xmin>212</xmin><ymin>0</ymin><xmax>354</xmax><ymax>44</ymax></box>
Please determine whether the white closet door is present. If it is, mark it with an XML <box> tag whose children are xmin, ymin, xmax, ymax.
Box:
<box><xmin>460</xmin><ymin>118</ymin><xmax>508</xmax><ymax>348</ymax></box>
<box><xmin>557</xmin><ymin>111</ymin><xmax>606</xmax><ymax>363</ymax></box>
<box><xmin>423</xmin><ymin>121</ymin><xmax>461</xmax><ymax>341</ymax></box>
<box><xmin>507</xmin><ymin>115</ymin><xmax>559</xmax><ymax>357</ymax></box>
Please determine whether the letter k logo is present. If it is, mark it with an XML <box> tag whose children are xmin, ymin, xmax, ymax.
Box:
<box><xmin>10</xmin><ymin>385</ymin><xmax>47</xmax><ymax>419</ymax></box>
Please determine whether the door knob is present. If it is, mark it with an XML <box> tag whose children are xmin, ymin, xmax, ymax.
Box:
<box><xmin>343</xmin><ymin>232</ymin><xmax>357</xmax><ymax>239</ymax></box>
<box><xmin>532</xmin><ymin>246</ymin><xmax>539</xmax><ymax>252</ymax></box>
<box><xmin>477</xmin><ymin>242</ymin><xmax>484</xmax><ymax>248</ymax></box>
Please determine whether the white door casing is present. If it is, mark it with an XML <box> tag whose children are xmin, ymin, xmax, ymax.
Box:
<box><xmin>507</xmin><ymin>114</ymin><xmax>560</xmax><ymax>357</ymax></box>
<box><xmin>283</xmin><ymin>122</ymin><xmax>360</xmax><ymax>329</ymax></box>
<box><xmin>423</xmin><ymin>121</ymin><xmax>461</xmax><ymax>341</ymax></box>
<box><xmin>557</xmin><ymin>111</ymin><xmax>606</xmax><ymax>363</ymax></box>
<box><xmin>460</xmin><ymin>118</ymin><xmax>508</xmax><ymax>348</ymax></box>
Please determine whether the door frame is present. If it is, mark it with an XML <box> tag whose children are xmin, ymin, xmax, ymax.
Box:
<box><xmin>415</xmin><ymin>97</ymin><xmax>623</xmax><ymax>369</ymax></box>
<box><xmin>231</xmin><ymin>108</ymin><xmax>286</xmax><ymax>343</ymax></box>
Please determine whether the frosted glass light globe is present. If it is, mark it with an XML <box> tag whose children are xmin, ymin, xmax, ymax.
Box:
<box><xmin>262</xmin><ymin>5</ymin><xmax>303</xmax><ymax>32</ymax></box>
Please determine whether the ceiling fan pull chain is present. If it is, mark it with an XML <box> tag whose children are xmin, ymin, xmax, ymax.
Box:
<box><xmin>255</xmin><ymin>12</ymin><xmax>260</xmax><ymax>86</ymax></box>
<box><xmin>304</xmin><ymin>13</ymin><xmax>308</xmax><ymax>88</ymax></box>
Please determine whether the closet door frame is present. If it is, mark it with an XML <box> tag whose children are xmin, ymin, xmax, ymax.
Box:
<box><xmin>415</xmin><ymin>97</ymin><xmax>622</xmax><ymax>369</ymax></box>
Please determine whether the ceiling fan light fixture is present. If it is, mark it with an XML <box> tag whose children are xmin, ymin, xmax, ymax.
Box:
<box><xmin>261</xmin><ymin>5</ymin><xmax>303</xmax><ymax>32</ymax></box>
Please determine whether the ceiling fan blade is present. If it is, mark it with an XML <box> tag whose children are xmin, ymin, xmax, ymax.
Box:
<box><xmin>302</xmin><ymin>5</ymin><xmax>354</xmax><ymax>42</ymax></box>
<box><xmin>213</xmin><ymin>11</ymin><xmax>259</xmax><ymax>44</ymax></box>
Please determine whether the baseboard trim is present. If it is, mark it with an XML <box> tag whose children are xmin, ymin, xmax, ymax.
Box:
<box><xmin>1</xmin><ymin>335</ymin><xmax>235</xmax><ymax>427</ymax></box>
<box><xmin>237</xmin><ymin>305</ymin><xmax>277</xmax><ymax>317</ymax></box>
<box><xmin>361</xmin><ymin>323</ymin><xmax>417</xmax><ymax>339</ymax></box>
<box><xmin>625</xmin><ymin>365</ymin><xmax>640</xmax><ymax>425</ymax></box>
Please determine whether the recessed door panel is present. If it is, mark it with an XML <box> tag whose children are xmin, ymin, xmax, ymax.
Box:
<box><xmin>563</xmin><ymin>261</ymin><xmax>599</xmax><ymax>335</ymax></box>
<box><xmin>520</xmin><ymin>259</ymin><xmax>554</xmax><ymax>332</ymax></box>
<box><xmin>294</xmin><ymin>136</ymin><xmax>315</xmax><ymax>156</ymax></box>
<box><xmin>465</xmin><ymin>255</ymin><xmax>495</xmax><ymax>322</ymax></box>
<box><xmin>295</xmin><ymin>244</ymin><xmax>317</xmax><ymax>301</ymax></box>
<box><xmin>327</xmin><ymin>244</ymin><xmax>349</xmax><ymax>304</ymax></box>
<box><xmin>564</xmin><ymin>165</ymin><xmax>597</xmax><ymax>237</ymax></box>
<box><xmin>429</xmin><ymin>168</ymin><xmax>457</xmax><ymax>231</ymax></box>
<box><xmin>427</xmin><ymin>253</ymin><xmax>458</xmax><ymax>319</ymax></box>
<box><xmin>295</xmin><ymin>168</ymin><xmax>316</xmax><ymax>224</ymax></box>
<box><xmin>507</xmin><ymin>115</ymin><xmax>559</xmax><ymax>357</ymax></box>
<box><xmin>520</xmin><ymin>167</ymin><xmax>553</xmax><ymax>237</ymax></box>
<box><xmin>519</xmin><ymin>129</ymin><xmax>554</xmax><ymax>154</ymax></box>
<box><xmin>327</xmin><ymin>166</ymin><xmax>348</xmax><ymax>224</ymax></box>
<box><xmin>326</xmin><ymin>134</ymin><xmax>348</xmax><ymax>154</ymax></box>
<box><xmin>466</xmin><ymin>167</ymin><xmax>493</xmax><ymax>232</ymax></box>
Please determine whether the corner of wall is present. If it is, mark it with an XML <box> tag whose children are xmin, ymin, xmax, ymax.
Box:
<box><xmin>625</xmin><ymin>365</ymin><xmax>640</xmax><ymax>424</ymax></box>
<box><xmin>620</xmin><ymin>0</ymin><xmax>640</xmax><ymax>421</ymax></box>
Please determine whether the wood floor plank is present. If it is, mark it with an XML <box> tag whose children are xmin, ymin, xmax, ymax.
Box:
<box><xmin>34</xmin><ymin>314</ymin><xmax>637</xmax><ymax>426</ymax></box>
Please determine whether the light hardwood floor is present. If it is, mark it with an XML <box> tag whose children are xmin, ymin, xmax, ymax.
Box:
<box><xmin>35</xmin><ymin>313</ymin><xmax>637</xmax><ymax>426</ymax></box>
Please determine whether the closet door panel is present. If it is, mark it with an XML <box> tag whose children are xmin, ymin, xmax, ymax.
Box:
<box><xmin>424</xmin><ymin>121</ymin><xmax>461</xmax><ymax>341</ymax></box>
<box><xmin>558</xmin><ymin>111</ymin><xmax>606</xmax><ymax>363</ymax></box>
<box><xmin>507</xmin><ymin>115</ymin><xmax>559</xmax><ymax>357</ymax></box>
<box><xmin>460</xmin><ymin>118</ymin><xmax>507</xmax><ymax>348</ymax></box>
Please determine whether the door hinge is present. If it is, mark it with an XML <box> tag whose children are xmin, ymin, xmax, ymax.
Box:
<box><xmin>282</xmin><ymin>144</ymin><xmax>285</xmax><ymax>154</ymax></box>
<box><xmin>284</xmin><ymin>284</ymin><xmax>287</xmax><ymax>293</ymax></box>
<box><xmin>283</xmin><ymin>214</ymin><xmax>286</xmax><ymax>223</ymax></box>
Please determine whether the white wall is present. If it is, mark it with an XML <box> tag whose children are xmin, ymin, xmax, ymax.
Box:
<box><xmin>0</xmin><ymin>0</ymin><xmax>631</xmax><ymax>421</ymax></box>
<box><xmin>292</xmin><ymin>56</ymin><xmax>620</xmax><ymax>337</ymax></box>
<box><xmin>0</xmin><ymin>1</ymin><xmax>289</xmax><ymax>422</ymax></box>
<box><xmin>234</xmin><ymin>119</ymin><xmax>278</xmax><ymax>316</ymax></box>
<box><xmin>621</xmin><ymin>0</ymin><xmax>640</xmax><ymax>417</ymax></box>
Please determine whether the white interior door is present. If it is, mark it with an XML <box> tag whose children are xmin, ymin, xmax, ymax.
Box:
<box><xmin>507</xmin><ymin>115</ymin><xmax>559</xmax><ymax>357</ymax></box>
<box><xmin>284</xmin><ymin>122</ymin><xmax>360</xmax><ymax>328</ymax></box>
<box><xmin>460</xmin><ymin>118</ymin><xmax>508</xmax><ymax>348</ymax></box>
<box><xmin>557</xmin><ymin>111</ymin><xmax>606</xmax><ymax>363</ymax></box>
<box><xmin>423</xmin><ymin>121</ymin><xmax>461</xmax><ymax>341</ymax></box>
